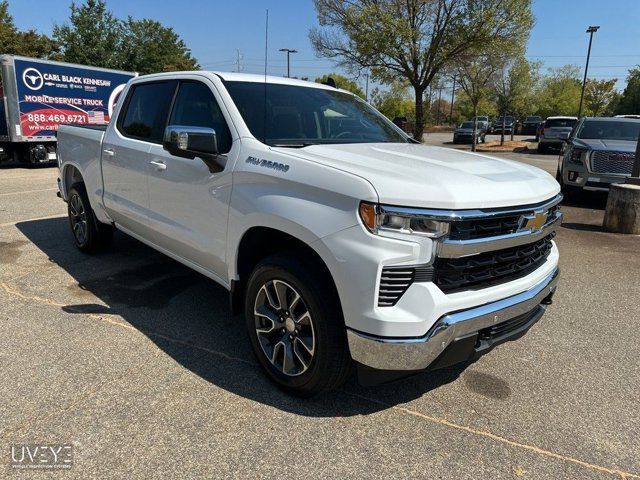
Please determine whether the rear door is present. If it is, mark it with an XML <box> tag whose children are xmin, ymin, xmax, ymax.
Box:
<box><xmin>101</xmin><ymin>80</ymin><xmax>177</xmax><ymax>236</ymax></box>
<box><xmin>146</xmin><ymin>77</ymin><xmax>237</xmax><ymax>282</ymax></box>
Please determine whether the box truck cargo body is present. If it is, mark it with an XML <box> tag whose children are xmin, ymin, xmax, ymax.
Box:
<box><xmin>0</xmin><ymin>55</ymin><xmax>135</xmax><ymax>163</ymax></box>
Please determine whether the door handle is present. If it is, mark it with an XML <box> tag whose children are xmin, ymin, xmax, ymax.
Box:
<box><xmin>149</xmin><ymin>160</ymin><xmax>167</xmax><ymax>171</ymax></box>
<box><xmin>103</xmin><ymin>148</ymin><xmax>115</xmax><ymax>157</ymax></box>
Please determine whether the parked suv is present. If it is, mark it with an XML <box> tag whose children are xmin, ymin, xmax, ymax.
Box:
<box><xmin>453</xmin><ymin>121</ymin><xmax>486</xmax><ymax>144</ymax></box>
<box><xmin>557</xmin><ymin>116</ymin><xmax>640</xmax><ymax>194</ymax></box>
<box><xmin>521</xmin><ymin>116</ymin><xmax>544</xmax><ymax>136</ymax></box>
<box><xmin>538</xmin><ymin>116</ymin><xmax>578</xmax><ymax>153</ymax></box>
<box><xmin>491</xmin><ymin>116</ymin><xmax>515</xmax><ymax>134</ymax></box>
<box><xmin>56</xmin><ymin>72</ymin><xmax>561</xmax><ymax>396</ymax></box>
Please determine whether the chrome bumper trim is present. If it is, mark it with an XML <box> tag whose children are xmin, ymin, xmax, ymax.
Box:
<box><xmin>378</xmin><ymin>194</ymin><xmax>563</xmax><ymax>222</ymax></box>
<box><xmin>437</xmin><ymin>211</ymin><xmax>562</xmax><ymax>258</ymax></box>
<box><xmin>347</xmin><ymin>267</ymin><xmax>559</xmax><ymax>371</ymax></box>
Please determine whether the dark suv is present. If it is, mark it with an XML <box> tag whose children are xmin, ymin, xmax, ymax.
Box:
<box><xmin>490</xmin><ymin>116</ymin><xmax>514</xmax><ymax>134</ymax></box>
<box><xmin>557</xmin><ymin>117</ymin><xmax>640</xmax><ymax>195</ymax></box>
<box><xmin>521</xmin><ymin>116</ymin><xmax>543</xmax><ymax>135</ymax></box>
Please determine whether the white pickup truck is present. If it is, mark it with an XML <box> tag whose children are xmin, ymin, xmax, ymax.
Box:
<box><xmin>57</xmin><ymin>72</ymin><xmax>561</xmax><ymax>396</ymax></box>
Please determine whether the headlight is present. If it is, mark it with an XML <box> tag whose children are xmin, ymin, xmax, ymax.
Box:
<box><xmin>568</xmin><ymin>147</ymin><xmax>587</xmax><ymax>165</ymax></box>
<box><xmin>359</xmin><ymin>202</ymin><xmax>450</xmax><ymax>238</ymax></box>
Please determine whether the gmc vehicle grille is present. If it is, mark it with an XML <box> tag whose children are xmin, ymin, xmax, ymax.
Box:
<box><xmin>434</xmin><ymin>235</ymin><xmax>554</xmax><ymax>293</ymax></box>
<box><xmin>591</xmin><ymin>151</ymin><xmax>635</xmax><ymax>175</ymax></box>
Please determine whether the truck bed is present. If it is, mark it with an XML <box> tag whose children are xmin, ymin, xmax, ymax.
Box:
<box><xmin>57</xmin><ymin>124</ymin><xmax>107</xmax><ymax>204</ymax></box>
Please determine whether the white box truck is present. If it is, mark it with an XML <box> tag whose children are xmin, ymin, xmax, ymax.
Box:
<box><xmin>0</xmin><ymin>55</ymin><xmax>135</xmax><ymax>164</ymax></box>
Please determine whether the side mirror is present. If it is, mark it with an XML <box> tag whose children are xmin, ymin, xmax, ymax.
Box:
<box><xmin>163</xmin><ymin>125</ymin><xmax>226</xmax><ymax>173</ymax></box>
<box><xmin>557</xmin><ymin>131</ymin><xmax>570</xmax><ymax>141</ymax></box>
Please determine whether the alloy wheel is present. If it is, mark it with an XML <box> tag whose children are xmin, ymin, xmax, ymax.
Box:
<box><xmin>253</xmin><ymin>279</ymin><xmax>316</xmax><ymax>376</ymax></box>
<box><xmin>69</xmin><ymin>193</ymin><xmax>88</xmax><ymax>246</ymax></box>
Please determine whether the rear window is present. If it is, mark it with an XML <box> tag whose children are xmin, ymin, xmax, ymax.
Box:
<box><xmin>525</xmin><ymin>116</ymin><xmax>542</xmax><ymax>122</ymax></box>
<box><xmin>119</xmin><ymin>81</ymin><xmax>177</xmax><ymax>142</ymax></box>
<box><xmin>460</xmin><ymin>122</ymin><xmax>474</xmax><ymax>128</ymax></box>
<box><xmin>545</xmin><ymin>118</ymin><xmax>577</xmax><ymax>128</ymax></box>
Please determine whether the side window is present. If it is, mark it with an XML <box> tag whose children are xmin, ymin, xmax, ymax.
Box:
<box><xmin>119</xmin><ymin>81</ymin><xmax>176</xmax><ymax>143</ymax></box>
<box><xmin>169</xmin><ymin>82</ymin><xmax>232</xmax><ymax>154</ymax></box>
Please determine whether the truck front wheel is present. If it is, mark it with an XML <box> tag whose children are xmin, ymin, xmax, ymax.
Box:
<box><xmin>245</xmin><ymin>253</ymin><xmax>352</xmax><ymax>396</ymax></box>
<box><xmin>67</xmin><ymin>183</ymin><xmax>113</xmax><ymax>252</ymax></box>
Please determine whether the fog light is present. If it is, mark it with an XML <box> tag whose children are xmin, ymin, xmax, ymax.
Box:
<box><xmin>568</xmin><ymin>171</ymin><xmax>579</xmax><ymax>181</ymax></box>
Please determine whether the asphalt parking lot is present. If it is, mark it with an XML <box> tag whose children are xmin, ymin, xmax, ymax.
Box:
<box><xmin>1</xmin><ymin>149</ymin><xmax>639</xmax><ymax>478</ymax></box>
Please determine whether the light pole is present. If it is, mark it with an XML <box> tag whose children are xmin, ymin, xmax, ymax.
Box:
<box><xmin>578</xmin><ymin>25</ymin><xmax>599</xmax><ymax>118</ymax></box>
<box><xmin>279</xmin><ymin>48</ymin><xmax>297</xmax><ymax>78</ymax></box>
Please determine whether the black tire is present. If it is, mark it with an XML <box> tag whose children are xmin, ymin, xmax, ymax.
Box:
<box><xmin>538</xmin><ymin>143</ymin><xmax>546</xmax><ymax>154</ymax></box>
<box><xmin>67</xmin><ymin>183</ymin><xmax>113</xmax><ymax>253</ymax></box>
<box><xmin>244</xmin><ymin>253</ymin><xmax>352</xmax><ymax>397</ymax></box>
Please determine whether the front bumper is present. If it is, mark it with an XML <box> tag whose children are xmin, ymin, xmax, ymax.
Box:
<box><xmin>562</xmin><ymin>157</ymin><xmax>628</xmax><ymax>191</ymax></box>
<box><xmin>347</xmin><ymin>267</ymin><xmax>558</xmax><ymax>371</ymax></box>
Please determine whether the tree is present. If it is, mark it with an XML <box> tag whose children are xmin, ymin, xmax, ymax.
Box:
<box><xmin>310</xmin><ymin>0</ymin><xmax>534</xmax><ymax>141</ymax></box>
<box><xmin>453</xmin><ymin>54</ymin><xmax>503</xmax><ymax>150</ymax></box>
<box><xmin>53</xmin><ymin>0</ymin><xmax>124</xmax><ymax>69</ymax></box>
<box><xmin>315</xmin><ymin>73</ymin><xmax>365</xmax><ymax>98</ymax></box>
<box><xmin>495</xmin><ymin>56</ymin><xmax>541</xmax><ymax>137</ymax></box>
<box><xmin>370</xmin><ymin>81</ymin><xmax>415</xmax><ymax>120</ymax></box>
<box><xmin>536</xmin><ymin>65</ymin><xmax>582</xmax><ymax>118</ymax></box>
<box><xmin>584</xmin><ymin>78</ymin><xmax>618</xmax><ymax>117</ymax></box>
<box><xmin>120</xmin><ymin>18</ymin><xmax>198</xmax><ymax>74</ymax></box>
<box><xmin>616</xmin><ymin>67</ymin><xmax>640</xmax><ymax>115</ymax></box>
<box><xmin>0</xmin><ymin>1</ymin><xmax>59</xmax><ymax>58</ymax></box>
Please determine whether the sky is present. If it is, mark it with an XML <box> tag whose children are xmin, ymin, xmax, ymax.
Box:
<box><xmin>7</xmin><ymin>0</ymin><xmax>640</xmax><ymax>92</ymax></box>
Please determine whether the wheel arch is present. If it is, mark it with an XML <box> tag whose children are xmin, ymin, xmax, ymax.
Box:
<box><xmin>230</xmin><ymin>226</ymin><xmax>340</xmax><ymax>317</ymax></box>
<box><xmin>61</xmin><ymin>162</ymin><xmax>84</xmax><ymax>199</ymax></box>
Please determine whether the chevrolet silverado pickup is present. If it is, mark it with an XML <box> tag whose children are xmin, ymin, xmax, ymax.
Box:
<box><xmin>57</xmin><ymin>72</ymin><xmax>561</xmax><ymax>396</ymax></box>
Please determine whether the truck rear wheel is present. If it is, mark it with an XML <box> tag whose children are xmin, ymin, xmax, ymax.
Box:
<box><xmin>67</xmin><ymin>183</ymin><xmax>113</xmax><ymax>252</ymax></box>
<box><xmin>244</xmin><ymin>253</ymin><xmax>352</xmax><ymax>397</ymax></box>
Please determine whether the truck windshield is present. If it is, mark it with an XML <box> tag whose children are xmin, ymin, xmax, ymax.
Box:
<box><xmin>223</xmin><ymin>81</ymin><xmax>409</xmax><ymax>146</ymax></box>
<box><xmin>576</xmin><ymin>120</ymin><xmax>640</xmax><ymax>141</ymax></box>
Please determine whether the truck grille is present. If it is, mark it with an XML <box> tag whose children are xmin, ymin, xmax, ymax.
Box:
<box><xmin>590</xmin><ymin>151</ymin><xmax>635</xmax><ymax>175</ymax></box>
<box><xmin>378</xmin><ymin>265</ymin><xmax>433</xmax><ymax>306</ymax></box>
<box><xmin>449</xmin><ymin>205</ymin><xmax>560</xmax><ymax>241</ymax></box>
<box><xmin>434</xmin><ymin>235</ymin><xmax>553</xmax><ymax>293</ymax></box>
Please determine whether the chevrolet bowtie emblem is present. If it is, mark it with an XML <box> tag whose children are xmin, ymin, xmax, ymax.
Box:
<box><xmin>519</xmin><ymin>211</ymin><xmax>548</xmax><ymax>231</ymax></box>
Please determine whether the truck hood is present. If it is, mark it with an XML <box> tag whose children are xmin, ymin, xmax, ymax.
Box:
<box><xmin>283</xmin><ymin>143</ymin><xmax>559</xmax><ymax>209</ymax></box>
<box><xmin>573</xmin><ymin>138</ymin><xmax>637</xmax><ymax>152</ymax></box>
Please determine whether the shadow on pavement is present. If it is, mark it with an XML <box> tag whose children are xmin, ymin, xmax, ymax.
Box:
<box><xmin>16</xmin><ymin>216</ymin><xmax>467</xmax><ymax>416</ymax></box>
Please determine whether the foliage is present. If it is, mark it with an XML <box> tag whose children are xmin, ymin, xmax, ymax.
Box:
<box><xmin>455</xmin><ymin>92</ymin><xmax>497</xmax><ymax>122</ymax></box>
<box><xmin>120</xmin><ymin>18</ymin><xmax>198</xmax><ymax>74</ymax></box>
<box><xmin>53</xmin><ymin>0</ymin><xmax>197</xmax><ymax>74</ymax></box>
<box><xmin>495</xmin><ymin>57</ymin><xmax>541</xmax><ymax>118</ymax></box>
<box><xmin>615</xmin><ymin>67</ymin><xmax>640</xmax><ymax>115</ymax></box>
<box><xmin>53</xmin><ymin>0</ymin><xmax>124</xmax><ymax>69</ymax></box>
<box><xmin>310</xmin><ymin>0</ymin><xmax>534</xmax><ymax>140</ymax></box>
<box><xmin>0</xmin><ymin>1</ymin><xmax>60</xmax><ymax>58</ymax></box>
<box><xmin>315</xmin><ymin>73</ymin><xmax>365</xmax><ymax>98</ymax></box>
<box><xmin>584</xmin><ymin>78</ymin><xmax>618</xmax><ymax>116</ymax></box>
<box><xmin>535</xmin><ymin>65</ymin><xmax>582</xmax><ymax>118</ymax></box>
<box><xmin>369</xmin><ymin>81</ymin><xmax>414</xmax><ymax>120</ymax></box>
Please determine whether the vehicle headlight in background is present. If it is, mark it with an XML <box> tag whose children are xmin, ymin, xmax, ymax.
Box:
<box><xmin>569</xmin><ymin>147</ymin><xmax>587</xmax><ymax>165</ymax></box>
<box><xmin>359</xmin><ymin>202</ymin><xmax>450</xmax><ymax>238</ymax></box>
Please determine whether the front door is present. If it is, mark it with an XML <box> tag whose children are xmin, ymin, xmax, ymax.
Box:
<box><xmin>102</xmin><ymin>80</ymin><xmax>177</xmax><ymax>236</ymax></box>
<box><xmin>146</xmin><ymin>79</ymin><xmax>237</xmax><ymax>283</ymax></box>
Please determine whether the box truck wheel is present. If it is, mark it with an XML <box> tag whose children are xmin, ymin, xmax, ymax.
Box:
<box><xmin>67</xmin><ymin>183</ymin><xmax>114</xmax><ymax>252</ymax></box>
<box><xmin>244</xmin><ymin>253</ymin><xmax>352</xmax><ymax>396</ymax></box>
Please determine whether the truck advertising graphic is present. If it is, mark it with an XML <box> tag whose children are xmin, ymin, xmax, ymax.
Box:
<box><xmin>0</xmin><ymin>55</ymin><xmax>135</xmax><ymax>163</ymax></box>
<box><xmin>15</xmin><ymin>58</ymin><xmax>134</xmax><ymax>137</ymax></box>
